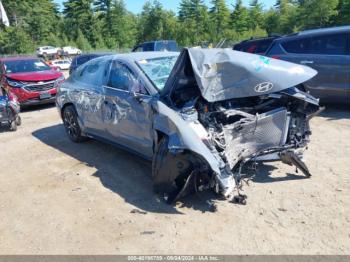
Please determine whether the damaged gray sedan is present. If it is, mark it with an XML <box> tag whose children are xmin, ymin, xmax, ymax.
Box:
<box><xmin>56</xmin><ymin>48</ymin><xmax>321</xmax><ymax>204</ymax></box>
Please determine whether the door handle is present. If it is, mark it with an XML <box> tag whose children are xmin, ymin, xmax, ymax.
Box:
<box><xmin>300</xmin><ymin>60</ymin><xmax>314</xmax><ymax>64</ymax></box>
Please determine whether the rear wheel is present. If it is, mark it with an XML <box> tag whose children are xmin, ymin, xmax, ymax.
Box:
<box><xmin>62</xmin><ymin>105</ymin><xmax>87</xmax><ymax>143</ymax></box>
<box><xmin>9</xmin><ymin>120</ymin><xmax>17</xmax><ymax>131</ymax></box>
<box><xmin>15</xmin><ymin>115</ymin><xmax>21</xmax><ymax>126</ymax></box>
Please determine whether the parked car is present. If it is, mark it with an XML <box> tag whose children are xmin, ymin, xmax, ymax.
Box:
<box><xmin>0</xmin><ymin>86</ymin><xmax>21</xmax><ymax>131</ymax></box>
<box><xmin>51</xmin><ymin>59</ymin><xmax>71</xmax><ymax>71</ymax></box>
<box><xmin>132</xmin><ymin>40</ymin><xmax>179</xmax><ymax>52</ymax></box>
<box><xmin>36</xmin><ymin>46</ymin><xmax>61</xmax><ymax>57</ymax></box>
<box><xmin>265</xmin><ymin>25</ymin><xmax>350</xmax><ymax>104</ymax></box>
<box><xmin>56</xmin><ymin>49</ymin><xmax>320</xmax><ymax>204</ymax></box>
<box><xmin>233</xmin><ymin>35</ymin><xmax>281</xmax><ymax>55</ymax></box>
<box><xmin>0</xmin><ymin>57</ymin><xmax>65</xmax><ymax>107</ymax></box>
<box><xmin>69</xmin><ymin>53</ymin><xmax>112</xmax><ymax>75</ymax></box>
<box><xmin>62</xmin><ymin>46</ymin><xmax>82</xmax><ymax>56</ymax></box>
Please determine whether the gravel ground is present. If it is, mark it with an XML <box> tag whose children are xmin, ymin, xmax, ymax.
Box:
<box><xmin>0</xmin><ymin>103</ymin><xmax>349</xmax><ymax>255</ymax></box>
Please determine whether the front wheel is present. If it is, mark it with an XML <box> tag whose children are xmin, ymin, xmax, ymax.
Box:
<box><xmin>62</xmin><ymin>105</ymin><xmax>87</xmax><ymax>143</ymax></box>
<box><xmin>152</xmin><ymin>137</ymin><xmax>196</xmax><ymax>203</ymax></box>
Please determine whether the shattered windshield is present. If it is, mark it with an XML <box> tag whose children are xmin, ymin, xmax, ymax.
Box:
<box><xmin>137</xmin><ymin>56</ymin><xmax>178</xmax><ymax>90</ymax></box>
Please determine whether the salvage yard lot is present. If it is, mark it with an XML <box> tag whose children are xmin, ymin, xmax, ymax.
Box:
<box><xmin>0</xmin><ymin>104</ymin><xmax>349</xmax><ymax>254</ymax></box>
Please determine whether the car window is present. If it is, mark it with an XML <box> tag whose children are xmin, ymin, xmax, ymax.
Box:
<box><xmin>77</xmin><ymin>55</ymin><xmax>95</xmax><ymax>66</ymax></box>
<box><xmin>281</xmin><ymin>38</ymin><xmax>310</xmax><ymax>54</ymax></box>
<box><xmin>107</xmin><ymin>61</ymin><xmax>137</xmax><ymax>91</ymax></box>
<box><xmin>143</xmin><ymin>43</ymin><xmax>154</xmax><ymax>52</ymax></box>
<box><xmin>137</xmin><ymin>56</ymin><xmax>178</xmax><ymax>91</ymax></box>
<box><xmin>309</xmin><ymin>34</ymin><xmax>348</xmax><ymax>55</ymax></box>
<box><xmin>256</xmin><ymin>39</ymin><xmax>274</xmax><ymax>54</ymax></box>
<box><xmin>74</xmin><ymin>59</ymin><xmax>107</xmax><ymax>86</ymax></box>
<box><xmin>155</xmin><ymin>42</ymin><xmax>178</xmax><ymax>52</ymax></box>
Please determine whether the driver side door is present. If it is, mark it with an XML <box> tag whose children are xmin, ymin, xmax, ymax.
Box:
<box><xmin>102</xmin><ymin>60</ymin><xmax>154</xmax><ymax>159</ymax></box>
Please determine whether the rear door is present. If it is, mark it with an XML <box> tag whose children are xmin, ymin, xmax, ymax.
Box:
<box><xmin>72</xmin><ymin>59</ymin><xmax>109</xmax><ymax>137</ymax></box>
<box><xmin>272</xmin><ymin>33</ymin><xmax>350</xmax><ymax>103</ymax></box>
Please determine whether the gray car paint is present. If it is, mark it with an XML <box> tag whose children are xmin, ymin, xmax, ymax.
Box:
<box><xmin>56</xmin><ymin>49</ymin><xmax>319</xmax><ymax>201</ymax></box>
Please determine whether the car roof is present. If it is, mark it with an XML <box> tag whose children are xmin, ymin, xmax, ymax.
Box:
<box><xmin>102</xmin><ymin>51</ymin><xmax>179</xmax><ymax>62</ymax></box>
<box><xmin>73</xmin><ymin>52</ymin><xmax>113</xmax><ymax>59</ymax></box>
<box><xmin>240</xmin><ymin>35</ymin><xmax>280</xmax><ymax>43</ymax></box>
<box><xmin>141</xmin><ymin>40</ymin><xmax>177</xmax><ymax>44</ymax></box>
<box><xmin>297</xmin><ymin>25</ymin><xmax>350</xmax><ymax>36</ymax></box>
<box><xmin>0</xmin><ymin>56</ymin><xmax>38</xmax><ymax>62</ymax></box>
<box><xmin>276</xmin><ymin>25</ymin><xmax>350</xmax><ymax>43</ymax></box>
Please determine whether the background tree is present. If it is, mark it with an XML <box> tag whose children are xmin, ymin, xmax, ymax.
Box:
<box><xmin>248</xmin><ymin>0</ymin><xmax>264</xmax><ymax>31</ymax></box>
<box><xmin>0</xmin><ymin>0</ymin><xmax>349</xmax><ymax>54</ymax></box>
<box><xmin>63</xmin><ymin>0</ymin><xmax>100</xmax><ymax>48</ymax></box>
<box><xmin>332</xmin><ymin>0</ymin><xmax>350</xmax><ymax>25</ymax></box>
<box><xmin>230</xmin><ymin>0</ymin><xmax>250</xmax><ymax>35</ymax></box>
<box><xmin>209</xmin><ymin>0</ymin><xmax>230</xmax><ymax>42</ymax></box>
<box><xmin>298</xmin><ymin>0</ymin><xmax>339</xmax><ymax>29</ymax></box>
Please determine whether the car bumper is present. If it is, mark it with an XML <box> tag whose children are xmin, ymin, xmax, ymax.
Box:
<box><xmin>10</xmin><ymin>87</ymin><xmax>57</xmax><ymax>107</ymax></box>
<box><xmin>20</xmin><ymin>96</ymin><xmax>56</xmax><ymax>107</ymax></box>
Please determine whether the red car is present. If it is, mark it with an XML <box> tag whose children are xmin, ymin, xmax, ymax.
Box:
<box><xmin>0</xmin><ymin>57</ymin><xmax>65</xmax><ymax>107</ymax></box>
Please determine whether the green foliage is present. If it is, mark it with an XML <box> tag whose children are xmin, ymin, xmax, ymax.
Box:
<box><xmin>332</xmin><ymin>0</ymin><xmax>350</xmax><ymax>25</ymax></box>
<box><xmin>0</xmin><ymin>0</ymin><xmax>348</xmax><ymax>54</ymax></box>
<box><xmin>298</xmin><ymin>0</ymin><xmax>339</xmax><ymax>29</ymax></box>
<box><xmin>248</xmin><ymin>0</ymin><xmax>264</xmax><ymax>30</ymax></box>
<box><xmin>210</xmin><ymin>0</ymin><xmax>230</xmax><ymax>42</ymax></box>
<box><xmin>230</xmin><ymin>0</ymin><xmax>250</xmax><ymax>35</ymax></box>
<box><xmin>0</xmin><ymin>27</ymin><xmax>34</xmax><ymax>54</ymax></box>
<box><xmin>75</xmin><ymin>29</ymin><xmax>92</xmax><ymax>50</ymax></box>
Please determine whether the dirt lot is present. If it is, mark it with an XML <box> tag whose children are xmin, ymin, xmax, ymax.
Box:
<box><xmin>0</xmin><ymin>103</ymin><xmax>349</xmax><ymax>255</ymax></box>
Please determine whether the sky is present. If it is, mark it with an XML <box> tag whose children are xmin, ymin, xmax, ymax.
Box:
<box><xmin>54</xmin><ymin>0</ymin><xmax>276</xmax><ymax>14</ymax></box>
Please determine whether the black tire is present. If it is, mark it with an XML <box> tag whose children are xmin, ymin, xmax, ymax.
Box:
<box><xmin>62</xmin><ymin>105</ymin><xmax>87</xmax><ymax>143</ymax></box>
<box><xmin>152</xmin><ymin>137</ymin><xmax>194</xmax><ymax>202</ymax></box>
<box><xmin>152</xmin><ymin>137</ymin><xmax>167</xmax><ymax>192</ymax></box>
<box><xmin>15</xmin><ymin>115</ymin><xmax>21</xmax><ymax>126</ymax></box>
<box><xmin>9</xmin><ymin>120</ymin><xmax>17</xmax><ymax>131</ymax></box>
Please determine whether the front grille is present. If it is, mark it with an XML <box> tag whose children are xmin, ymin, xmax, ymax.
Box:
<box><xmin>23</xmin><ymin>81</ymin><xmax>56</xmax><ymax>92</ymax></box>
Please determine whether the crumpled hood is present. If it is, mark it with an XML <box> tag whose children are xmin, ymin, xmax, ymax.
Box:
<box><xmin>6</xmin><ymin>70</ymin><xmax>62</xmax><ymax>82</ymax></box>
<box><xmin>163</xmin><ymin>48</ymin><xmax>317</xmax><ymax>102</ymax></box>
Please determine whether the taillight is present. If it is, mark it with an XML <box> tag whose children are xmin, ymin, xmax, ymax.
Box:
<box><xmin>271</xmin><ymin>55</ymin><xmax>280</xmax><ymax>60</ymax></box>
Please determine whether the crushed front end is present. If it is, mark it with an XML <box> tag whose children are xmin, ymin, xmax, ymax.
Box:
<box><xmin>158</xmin><ymin>48</ymin><xmax>321</xmax><ymax>204</ymax></box>
<box><xmin>185</xmin><ymin>87</ymin><xmax>322</xmax><ymax>203</ymax></box>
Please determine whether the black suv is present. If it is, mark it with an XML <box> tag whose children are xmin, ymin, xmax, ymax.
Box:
<box><xmin>233</xmin><ymin>36</ymin><xmax>280</xmax><ymax>55</ymax></box>
<box><xmin>265</xmin><ymin>26</ymin><xmax>350</xmax><ymax>103</ymax></box>
<box><xmin>132</xmin><ymin>40</ymin><xmax>179</xmax><ymax>52</ymax></box>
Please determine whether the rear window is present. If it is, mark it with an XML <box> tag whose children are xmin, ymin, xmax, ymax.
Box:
<box><xmin>155</xmin><ymin>41</ymin><xmax>178</xmax><ymax>52</ymax></box>
<box><xmin>142</xmin><ymin>43</ymin><xmax>155</xmax><ymax>52</ymax></box>
<box><xmin>74</xmin><ymin>59</ymin><xmax>107</xmax><ymax>86</ymax></box>
<box><xmin>235</xmin><ymin>39</ymin><xmax>274</xmax><ymax>54</ymax></box>
<box><xmin>77</xmin><ymin>55</ymin><xmax>97</xmax><ymax>66</ymax></box>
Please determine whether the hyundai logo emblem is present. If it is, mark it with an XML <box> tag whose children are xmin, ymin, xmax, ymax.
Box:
<box><xmin>254</xmin><ymin>82</ymin><xmax>274</xmax><ymax>93</ymax></box>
